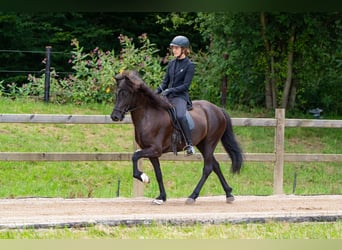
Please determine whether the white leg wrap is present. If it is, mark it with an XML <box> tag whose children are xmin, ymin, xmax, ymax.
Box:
<box><xmin>141</xmin><ymin>173</ymin><xmax>149</xmax><ymax>183</ymax></box>
<box><xmin>152</xmin><ymin>199</ymin><xmax>164</xmax><ymax>205</ymax></box>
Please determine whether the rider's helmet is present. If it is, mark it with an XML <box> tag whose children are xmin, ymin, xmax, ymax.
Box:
<box><xmin>170</xmin><ymin>35</ymin><xmax>190</xmax><ymax>48</ymax></box>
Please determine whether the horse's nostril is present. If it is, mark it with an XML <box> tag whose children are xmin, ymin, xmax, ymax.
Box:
<box><xmin>110</xmin><ymin>115</ymin><xmax>117</xmax><ymax>121</ymax></box>
<box><xmin>111</xmin><ymin>114</ymin><xmax>123</xmax><ymax>121</ymax></box>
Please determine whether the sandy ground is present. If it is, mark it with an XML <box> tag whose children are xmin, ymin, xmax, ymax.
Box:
<box><xmin>0</xmin><ymin>195</ymin><xmax>341</xmax><ymax>229</ymax></box>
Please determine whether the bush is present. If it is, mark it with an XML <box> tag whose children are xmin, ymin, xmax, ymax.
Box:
<box><xmin>13</xmin><ymin>34</ymin><xmax>165</xmax><ymax>104</ymax></box>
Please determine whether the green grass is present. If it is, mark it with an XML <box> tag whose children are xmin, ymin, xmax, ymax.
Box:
<box><xmin>0</xmin><ymin>221</ymin><xmax>341</xmax><ymax>239</ymax></box>
<box><xmin>0</xmin><ymin>97</ymin><xmax>341</xmax><ymax>239</ymax></box>
<box><xmin>0</xmin><ymin>97</ymin><xmax>341</xmax><ymax>199</ymax></box>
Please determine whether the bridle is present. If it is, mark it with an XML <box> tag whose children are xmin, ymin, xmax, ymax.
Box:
<box><xmin>113</xmin><ymin>88</ymin><xmax>140</xmax><ymax>116</ymax></box>
<box><xmin>113</xmin><ymin>84</ymin><xmax>141</xmax><ymax>116</ymax></box>
<box><xmin>113</xmin><ymin>106</ymin><xmax>140</xmax><ymax>116</ymax></box>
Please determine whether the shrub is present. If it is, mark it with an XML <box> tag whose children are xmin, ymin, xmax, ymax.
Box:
<box><xmin>23</xmin><ymin>34</ymin><xmax>165</xmax><ymax>104</ymax></box>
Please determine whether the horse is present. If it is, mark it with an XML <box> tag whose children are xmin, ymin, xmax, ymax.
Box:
<box><xmin>110</xmin><ymin>70</ymin><xmax>243</xmax><ymax>205</ymax></box>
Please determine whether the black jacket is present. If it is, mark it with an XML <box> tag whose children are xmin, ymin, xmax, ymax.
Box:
<box><xmin>158</xmin><ymin>57</ymin><xmax>195</xmax><ymax>102</ymax></box>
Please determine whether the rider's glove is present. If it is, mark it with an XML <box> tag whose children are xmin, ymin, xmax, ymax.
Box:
<box><xmin>161</xmin><ymin>88</ymin><xmax>174</xmax><ymax>96</ymax></box>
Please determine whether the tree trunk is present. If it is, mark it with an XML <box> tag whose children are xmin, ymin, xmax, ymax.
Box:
<box><xmin>288</xmin><ymin>78</ymin><xmax>297</xmax><ymax>109</ymax></box>
<box><xmin>221</xmin><ymin>53</ymin><xmax>229</xmax><ymax>107</ymax></box>
<box><xmin>260</xmin><ymin>12</ymin><xmax>274</xmax><ymax>109</ymax></box>
<box><xmin>281</xmin><ymin>25</ymin><xmax>295</xmax><ymax>108</ymax></box>
<box><xmin>271</xmin><ymin>56</ymin><xmax>277</xmax><ymax>108</ymax></box>
<box><xmin>265</xmin><ymin>74</ymin><xmax>272</xmax><ymax>108</ymax></box>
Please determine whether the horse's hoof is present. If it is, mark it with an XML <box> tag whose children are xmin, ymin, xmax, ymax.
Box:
<box><xmin>226</xmin><ymin>195</ymin><xmax>235</xmax><ymax>203</ymax></box>
<box><xmin>152</xmin><ymin>199</ymin><xmax>164</xmax><ymax>205</ymax></box>
<box><xmin>141</xmin><ymin>173</ymin><xmax>150</xmax><ymax>183</ymax></box>
<box><xmin>185</xmin><ymin>198</ymin><xmax>196</xmax><ymax>205</ymax></box>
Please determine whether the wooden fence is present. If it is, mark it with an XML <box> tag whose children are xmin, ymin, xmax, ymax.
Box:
<box><xmin>0</xmin><ymin>109</ymin><xmax>341</xmax><ymax>196</ymax></box>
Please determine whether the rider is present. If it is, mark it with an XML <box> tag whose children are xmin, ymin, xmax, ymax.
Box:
<box><xmin>155</xmin><ymin>35</ymin><xmax>195</xmax><ymax>155</ymax></box>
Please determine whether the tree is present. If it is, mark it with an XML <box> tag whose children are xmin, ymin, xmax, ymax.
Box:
<box><xmin>1</xmin><ymin>12</ymin><xmax>341</xmax><ymax>114</ymax></box>
<box><xmin>0</xmin><ymin>12</ymin><xmax>197</xmax><ymax>85</ymax></box>
<box><xmin>195</xmin><ymin>12</ymin><xmax>342</xmax><ymax>114</ymax></box>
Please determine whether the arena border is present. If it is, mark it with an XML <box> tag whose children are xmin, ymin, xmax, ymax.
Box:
<box><xmin>1</xmin><ymin>214</ymin><xmax>341</xmax><ymax>230</ymax></box>
<box><xmin>0</xmin><ymin>195</ymin><xmax>341</xmax><ymax>230</ymax></box>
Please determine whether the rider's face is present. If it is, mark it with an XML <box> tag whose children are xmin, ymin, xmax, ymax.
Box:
<box><xmin>171</xmin><ymin>46</ymin><xmax>183</xmax><ymax>58</ymax></box>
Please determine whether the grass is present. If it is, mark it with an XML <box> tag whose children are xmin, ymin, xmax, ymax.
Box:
<box><xmin>0</xmin><ymin>221</ymin><xmax>341</xmax><ymax>239</ymax></box>
<box><xmin>0</xmin><ymin>97</ymin><xmax>341</xmax><ymax>239</ymax></box>
<box><xmin>0</xmin><ymin>97</ymin><xmax>341</xmax><ymax>198</ymax></box>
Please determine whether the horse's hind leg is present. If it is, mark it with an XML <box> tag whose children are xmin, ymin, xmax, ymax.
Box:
<box><xmin>212</xmin><ymin>157</ymin><xmax>235</xmax><ymax>203</ymax></box>
<box><xmin>186</xmin><ymin>142</ymin><xmax>234</xmax><ymax>204</ymax></box>
<box><xmin>186</xmin><ymin>153</ymin><xmax>213</xmax><ymax>204</ymax></box>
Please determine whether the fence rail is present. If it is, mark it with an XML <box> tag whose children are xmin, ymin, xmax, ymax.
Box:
<box><xmin>0</xmin><ymin>110</ymin><xmax>341</xmax><ymax>196</ymax></box>
<box><xmin>1</xmin><ymin>113</ymin><xmax>341</xmax><ymax>127</ymax></box>
<box><xmin>0</xmin><ymin>152</ymin><xmax>340</xmax><ymax>162</ymax></box>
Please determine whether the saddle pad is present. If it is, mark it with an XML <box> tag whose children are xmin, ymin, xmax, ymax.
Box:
<box><xmin>186</xmin><ymin>111</ymin><xmax>194</xmax><ymax>130</ymax></box>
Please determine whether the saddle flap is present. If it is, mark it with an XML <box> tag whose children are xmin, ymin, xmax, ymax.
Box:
<box><xmin>168</xmin><ymin>108</ymin><xmax>194</xmax><ymax>131</ymax></box>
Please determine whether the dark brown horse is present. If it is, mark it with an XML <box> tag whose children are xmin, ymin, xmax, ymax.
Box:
<box><xmin>111</xmin><ymin>70</ymin><xmax>243</xmax><ymax>205</ymax></box>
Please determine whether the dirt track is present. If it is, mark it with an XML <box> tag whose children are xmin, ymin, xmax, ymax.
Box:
<box><xmin>0</xmin><ymin>195</ymin><xmax>341</xmax><ymax>229</ymax></box>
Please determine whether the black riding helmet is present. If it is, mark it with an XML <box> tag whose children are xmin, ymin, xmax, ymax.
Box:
<box><xmin>170</xmin><ymin>35</ymin><xmax>190</xmax><ymax>48</ymax></box>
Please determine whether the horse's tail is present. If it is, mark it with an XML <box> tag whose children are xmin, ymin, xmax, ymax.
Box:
<box><xmin>220</xmin><ymin>108</ymin><xmax>243</xmax><ymax>174</ymax></box>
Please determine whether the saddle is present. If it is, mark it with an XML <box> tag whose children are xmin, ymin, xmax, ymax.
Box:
<box><xmin>167</xmin><ymin>107</ymin><xmax>194</xmax><ymax>155</ymax></box>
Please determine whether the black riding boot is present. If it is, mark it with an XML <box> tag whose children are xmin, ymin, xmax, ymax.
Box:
<box><xmin>179</xmin><ymin>117</ymin><xmax>195</xmax><ymax>155</ymax></box>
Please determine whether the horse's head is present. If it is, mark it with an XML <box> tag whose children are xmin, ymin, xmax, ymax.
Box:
<box><xmin>110</xmin><ymin>70</ymin><xmax>141</xmax><ymax>121</ymax></box>
<box><xmin>110</xmin><ymin>70</ymin><xmax>172</xmax><ymax>122</ymax></box>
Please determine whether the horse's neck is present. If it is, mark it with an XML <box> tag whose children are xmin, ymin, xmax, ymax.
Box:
<box><xmin>130</xmin><ymin>107</ymin><xmax>152</xmax><ymax>126</ymax></box>
<box><xmin>131</xmin><ymin>106</ymin><xmax>168</xmax><ymax>128</ymax></box>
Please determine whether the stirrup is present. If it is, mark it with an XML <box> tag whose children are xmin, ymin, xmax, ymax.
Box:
<box><xmin>184</xmin><ymin>145</ymin><xmax>195</xmax><ymax>155</ymax></box>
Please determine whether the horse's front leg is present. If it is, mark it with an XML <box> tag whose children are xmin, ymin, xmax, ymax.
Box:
<box><xmin>149</xmin><ymin>157</ymin><xmax>166</xmax><ymax>204</ymax></box>
<box><xmin>132</xmin><ymin>148</ymin><xmax>166</xmax><ymax>204</ymax></box>
<box><xmin>132</xmin><ymin>149</ymin><xmax>152</xmax><ymax>183</ymax></box>
<box><xmin>132</xmin><ymin>146</ymin><xmax>163</xmax><ymax>182</ymax></box>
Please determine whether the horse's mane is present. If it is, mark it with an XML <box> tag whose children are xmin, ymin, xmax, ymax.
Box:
<box><xmin>124</xmin><ymin>70</ymin><xmax>172</xmax><ymax>110</ymax></box>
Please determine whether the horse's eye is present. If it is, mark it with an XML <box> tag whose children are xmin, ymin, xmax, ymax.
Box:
<box><xmin>117</xmin><ymin>89</ymin><xmax>130</xmax><ymax>99</ymax></box>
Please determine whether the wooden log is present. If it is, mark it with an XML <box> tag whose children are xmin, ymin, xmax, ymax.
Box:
<box><xmin>0</xmin><ymin>152</ymin><xmax>340</xmax><ymax>162</ymax></box>
<box><xmin>232</xmin><ymin>118</ymin><xmax>276</xmax><ymax>127</ymax></box>
<box><xmin>284</xmin><ymin>153</ymin><xmax>342</xmax><ymax>162</ymax></box>
<box><xmin>0</xmin><ymin>114</ymin><xmax>132</xmax><ymax>124</ymax></box>
<box><xmin>0</xmin><ymin>152</ymin><xmax>133</xmax><ymax>161</ymax></box>
<box><xmin>274</xmin><ymin>109</ymin><xmax>285</xmax><ymax>194</ymax></box>
<box><xmin>286</xmin><ymin>119</ymin><xmax>342</xmax><ymax>128</ymax></box>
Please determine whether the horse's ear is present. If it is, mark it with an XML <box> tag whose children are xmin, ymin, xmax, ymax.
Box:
<box><xmin>126</xmin><ymin>71</ymin><xmax>143</xmax><ymax>90</ymax></box>
<box><xmin>114</xmin><ymin>73</ymin><xmax>124</xmax><ymax>82</ymax></box>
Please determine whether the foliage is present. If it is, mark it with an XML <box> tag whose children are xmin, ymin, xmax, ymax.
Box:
<box><xmin>192</xmin><ymin>12</ymin><xmax>342</xmax><ymax>114</ymax></box>
<box><xmin>116</xmin><ymin>33</ymin><xmax>164</xmax><ymax>88</ymax></box>
<box><xmin>12</xmin><ymin>34</ymin><xmax>164</xmax><ymax>104</ymax></box>
<box><xmin>193</xmin><ymin>12</ymin><xmax>265</xmax><ymax>107</ymax></box>
<box><xmin>59</xmin><ymin>38</ymin><xmax>119</xmax><ymax>104</ymax></box>
<box><xmin>0</xmin><ymin>12</ymin><xmax>198</xmax><ymax>86</ymax></box>
<box><xmin>0</xmin><ymin>12</ymin><xmax>341</xmax><ymax>114</ymax></box>
<box><xmin>293</xmin><ymin>13</ymin><xmax>342</xmax><ymax>114</ymax></box>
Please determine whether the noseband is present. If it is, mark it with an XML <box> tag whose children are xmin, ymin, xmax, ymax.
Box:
<box><xmin>113</xmin><ymin>107</ymin><xmax>129</xmax><ymax>116</ymax></box>
<box><xmin>113</xmin><ymin>106</ymin><xmax>140</xmax><ymax>116</ymax></box>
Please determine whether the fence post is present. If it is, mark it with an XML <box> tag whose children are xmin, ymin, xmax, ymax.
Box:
<box><xmin>44</xmin><ymin>46</ymin><xmax>52</xmax><ymax>103</ymax></box>
<box><xmin>273</xmin><ymin>108</ymin><xmax>285</xmax><ymax>194</ymax></box>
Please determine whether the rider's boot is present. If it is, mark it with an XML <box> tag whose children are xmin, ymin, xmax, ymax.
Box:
<box><xmin>179</xmin><ymin>117</ymin><xmax>195</xmax><ymax>155</ymax></box>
